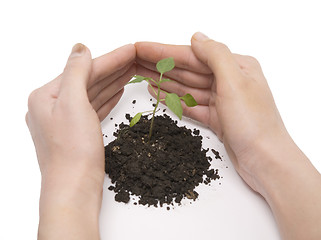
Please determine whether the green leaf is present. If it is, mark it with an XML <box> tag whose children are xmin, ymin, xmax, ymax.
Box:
<box><xmin>181</xmin><ymin>94</ymin><xmax>198</xmax><ymax>107</ymax></box>
<box><xmin>128</xmin><ymin>75</ymin><xmax>151</xmax><ymax>84</ymax></box>
<box><xmin>165</xmin><ymin>93</ymin><xmax>183</xmax><ymax>120</ymax></box>
<box><xmin>130</xmin><ymin>112</ymin><xmax>142</xmax><ymax>127</ymax></box>
<box><xmin>156</xmin><ymin>57</ymin><xmax>175</xmax><ymax>74</ymax></box>
<box><xmin>159</xmin><ymin>78</ymin><xmax>172</xmax><ymax>84</ymax></box>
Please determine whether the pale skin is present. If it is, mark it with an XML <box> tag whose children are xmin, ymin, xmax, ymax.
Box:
<box><xmin>26</xmin><ymin>32</ymin><xmax>321</xmax><ymax>240</ymax></box>
<box><xmin>26</xmin><ymin>43</ymin><xmax>136</xmax><ymax>239</ymax></box>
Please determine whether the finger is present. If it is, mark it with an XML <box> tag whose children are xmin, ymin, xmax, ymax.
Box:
<box><xmin>38</xmin><ymin>45</ymin><xmax>135</xmax><ymax>102</ymax></box>
<box><xmin>88</xmin><ymin>63</ymin><xmax>135</xmax><ymax>102</ymax></box>
<box><xmin>58</xmin><ymin>43</ymin><xmax>92</xmax><ymax>104</ymax></box>
<box><xmin>91</xmin><ymin>65</ymin><xmax>135</xmax><ymax>111</ymax></box>
<box><xmin>97</xmin><ymin>89</ymin><xmax>124</xmax><ymax>121</ymax></box>
<box><xmin>147</xmin><ymin>85</ymin><xmax>221</xmax><ymax>137</ymax></box>
<box><xmin>191</xmin><ymin>32</ymin><xmax>242</xmax><ymax>85</ymax></box>
<box><xmin>89</xmin><ymin>44</ymin><xmax>136</xmax><ymax>88</ymax></box>
<box><xmin>135</xmin><ymin>42</ymin><xmax>212</xmax><ymax>74</ymax></box>
<box><xmin>183</xmin><ymin>104</ymin><xmax>223</xmax><ymax>140</ymax></box>
<box><xmin>42</xmin><ymin>44</ymin><xmax>136</xmax><ymax>97</ymax></box>
<box><xmin>136</xmin><ymin>64</ymin><xmax>160</xmax><ymax>80</ymax></box>
<box><xmin>137</xmin><ymin>64</ymin><xmax>212</xmax><ymax>105</ymax></box>
<box><xmin>149</xmin><ymin>77</ymin><xmax>211</xmax><ymax>106</ymax></box>
<box><xmin>136</xmin><ymin>58</ymin><xmax>213</xmax><ymax>89</ymax></box>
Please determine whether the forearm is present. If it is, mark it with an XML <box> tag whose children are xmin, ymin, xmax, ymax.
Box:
<box><xmin>253</xmin><ymin>134</ymin><xmax>321</xmax><ymax>240</ymax></box>
<box><xmin>38</xmin><ymin>170</ymin><xmax>103</xmax><ymax>240</ymax></box>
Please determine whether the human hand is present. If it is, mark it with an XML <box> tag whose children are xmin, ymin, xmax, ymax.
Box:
<box><xmin>135</xmin><ymin>33</ymin><xmax>289</xmax><ymax>194</ymax></box>
<box><xmin>136</xmin><ymin>34</ymin><xmax>321</xmax><ymax>240</ymax></box>
<box><xmin>26</xmin><ymin>43</ymin><xmax>135</xmax><ymax>239</ymax></box>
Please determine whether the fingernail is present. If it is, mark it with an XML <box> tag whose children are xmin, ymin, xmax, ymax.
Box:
<box><xmin>70</xmin><ymin>43</ymin><xmax>86</xmax><ymax>57</ymax></box>
<box><xmin>193</xmin><ymin>32</ymin><xmax>209</xmax><ymax>41</ymax></box>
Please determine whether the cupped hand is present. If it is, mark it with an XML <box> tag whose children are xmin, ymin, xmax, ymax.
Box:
<box><xmin>135</xmin><ymin>33</ymin><xmax>289</xmax><ymax>193</ymax></box>
<box><xmin>26</xmin><ymin>43</ymin><xmax>135</xmax><ymax>204</ymax></box>
<box><xmin>26</xmin><ymin>43</ymin><xmax>136</xmax><ymax>238</ymax></box>
<box><xmin>26</xmin><ymin>44</ymin><xmax>136</xmax><ymax>188</ymax></box>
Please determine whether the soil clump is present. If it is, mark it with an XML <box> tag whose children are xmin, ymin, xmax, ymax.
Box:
<box><xmin>105</xmin><ymin>114</ymin><xmax>220</xmax><ymax>207</ymax></box>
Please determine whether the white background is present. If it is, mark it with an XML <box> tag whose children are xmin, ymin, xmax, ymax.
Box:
<box><xmin>1</xmin><ymin>0</ymin><xmax>320</xmax><ymax>239</ymax></box>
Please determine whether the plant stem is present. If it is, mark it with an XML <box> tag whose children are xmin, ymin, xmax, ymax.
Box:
<box><xmin>148</xmin><ymin>73</ymin><xmax>162</xmax><ymax>141</ymax></box>
<box><xmin>147</xmin><ymin>80</ymin><xmax>157</xmax><ymax>96</ymax></box>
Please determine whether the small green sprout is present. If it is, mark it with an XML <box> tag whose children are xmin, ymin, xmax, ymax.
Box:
<box><xmin>128</xmin><ymin>57</ymin><xmax>197</xmax><ymax>140</ymax></box>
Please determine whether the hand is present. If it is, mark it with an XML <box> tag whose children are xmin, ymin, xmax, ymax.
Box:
<box><xmin>135</xmin><ymin>34</ymin><xmax>287</xmax><ymax>193</ymax></box>
<box><xmin>26</xmin><ymin>43</ymin><xmax>135</xmax><ymax>239</ymax></box>
<box><xmin>135</xmin><ymin>33</ymin><xmax>321</xmax><ymax>240</ymax></box>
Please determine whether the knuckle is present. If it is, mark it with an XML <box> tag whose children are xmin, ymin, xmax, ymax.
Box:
<box><xmin>27</xmin><ymin>89</ymin><xmax>39</xmax><ymax>108</ymax></box>
<box><xmin>244</xmin><ymin>55</ymin><xmax>260</xmax><ymax>66</ymax></box>
<box><xmin>238</xmin><ymin>55</ymin><xmax>262</xmax><ymax>74</ymax></box>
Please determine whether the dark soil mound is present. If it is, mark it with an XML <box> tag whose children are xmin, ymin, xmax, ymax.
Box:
<box><xmin>104</xmin><ymin>114</ymin><xmax>220</xmax><ymax>207</ymax></box>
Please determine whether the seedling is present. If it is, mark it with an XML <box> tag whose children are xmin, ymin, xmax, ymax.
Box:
<box><xmin>128</xmin><ymin>57</ymin><xmax>197</xmax><ymax>140</ymax></box>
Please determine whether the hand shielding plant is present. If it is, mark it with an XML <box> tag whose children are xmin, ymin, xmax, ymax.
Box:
<box><xmin>128</xmin><ymin>57</ymin><xmax>197</xmax><ymax>140</ymax></box>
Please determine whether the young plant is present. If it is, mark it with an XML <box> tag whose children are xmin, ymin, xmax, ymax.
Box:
<box><xmin>128</xmin><ymin>57</ymin><xmax>197</xmax><ymax>140</ymax></box>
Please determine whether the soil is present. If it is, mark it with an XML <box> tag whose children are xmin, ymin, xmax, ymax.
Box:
<box><xmin>104</xmin><ymin>114</ymin><xmax>221</xmax><ymax>208</ymax></box>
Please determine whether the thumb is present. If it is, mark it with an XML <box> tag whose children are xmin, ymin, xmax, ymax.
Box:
<box><xmin>59</xmin><ymin>43</ymin><xmax>92</xmax><ymax>103</ymax></box>
<box><xmin>191</xmin><ymin>32</ymin><xmax>240</xmax><ymax>82</ymax></box>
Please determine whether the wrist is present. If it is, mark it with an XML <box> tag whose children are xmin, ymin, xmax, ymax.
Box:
<box><xmin>246</xmin><ymin>130</ymin><xmax>310</xmax><ymax>200</ymax></box>
<box><xmin>236</xmin><ymin>128</ymin><xmax>294</xmax><ymax>196</ymax></box>
<box><xmin>38</xmin><ymin>169</ymin><xmax>103</xmax><ymax>239</ymax></box>
<box><xmin>246</xmin><ymin>132</ymin><xmax>321</xmax><ymax>240</ymax></box>
<box><xmin>39</xmin><ymin>166</ymin><xmax>104</xmax><ymax>215</ymax></box>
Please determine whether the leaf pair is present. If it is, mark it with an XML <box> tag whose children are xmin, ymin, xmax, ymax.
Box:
<box><xmin>165</xmin><ymin>93</ymin><xmax>197</xmax><ymax>120</ymax></box>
